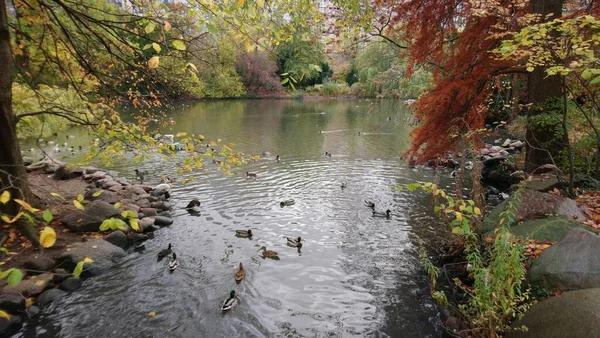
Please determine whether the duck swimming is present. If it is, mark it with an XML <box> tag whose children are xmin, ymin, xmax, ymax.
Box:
<box><xmin>246</xmin><ymin>172</ymin><xmax>257</xmax><ymax>178</ymax></box>
<box><xmin>280</xmin><ymin>199</ymin><xmax>295</xmax><ymax>207</ymax></box>
<box><xmin>258</xmin><ymin>246</ymin><xmax>279</xmax><ymax>259</ymax></box>
<box><xmin>168</xmin><ymin>252</ymin><xmax>179</xmax><ymax>272</ymax></box>
<box><xmin>221</xmin><ymin>290</ymin><xmax>238</xmax><ymax>311</ymax></box>
<box><xmin>235</xmin><ymin>229</ymin><xmax>253</xmax><ymax>238</ymax></box>
<box><xmin>372</xmin><ymin>209</ymin><xmax>391</xmax><ymax>218</ymax></box>
<box><xmin>340</xmin><ymin>182</ymin><xmax>347</xmax><ymax>189</ymax></box>
<box><xmin>158</xmin><ymin>243</ymin><xmax>172</xmax><ymax>259</ymax></box>
<box><xmin>234</xmin><ymin>263</ymin><xmax>246</xmax><ymax>282</ymax></box>
<box><xmin>135</xmin><ymin>169</ymin><xmax>147</xmax><ymax>181</ymax></box>
<box><xmin>286</xmin><ymin>237</ymin><xmax>302</xmax><ymax>247</ymax></box>
<box><xmin>185</xmin><ymin>199</ymin><xmax>201</xmax><ymax>209</ymax></box>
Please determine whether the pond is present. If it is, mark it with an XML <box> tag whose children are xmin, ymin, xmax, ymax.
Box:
<box><xmin>15</xmin><ymin>99</ymin><xmax>448</xmax><ymax>337</ymax></box>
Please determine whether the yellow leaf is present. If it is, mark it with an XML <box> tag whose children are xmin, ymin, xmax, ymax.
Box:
<box><xmin>25</xmin><ymin>297</ymin><xmax>34</xmax><ymax>308</ymax></box>
<box><xmin>13</xmin><ymin>199</ymin><xmax>40</xmax><ymax>213</ymax></box>
<box><xmin>474</xmin><ymin>207</ymin><xmax>481</xmax><ymax>215</ymax></box>
<box><xmin>83</xmin><ymin>257</ymin><xmax>94</xmax><ymax>263</ymax></box>
<box><xmin>39</xmin><ymin>227</ymin><xmax>57</xmax><ymax>248</ymax></box>
<box><xmin>148</xmin><ymin>311</ymin><xmax>156</xmax><ymax>317</ymax></box>
<box><xmin>163</xmin><ymin>21</ymin><xmax>171</xmax><ymax>31</ymax></box>
<box><xmin>256</xmin><ymin>0</ymin><xmax>264</xmax><ymax>8</ymax></box>
<box><xmin>1</xmin><ymin>212</ymin><xmax>23</xmax><ymax>224</ymax></box>
<box><xmin>73</xmin><ymin>200</ymin><xmax>84</xmax><ymax>211</ymax></box>
<box><xmin>244</xmin><ymin>39</ymin><xmax>254</xmax><ymax>52</ymax></box>
<box><xmin>455</xmin><ymin>212</ymin><xmax>463</xmax><ymax>221</ymax></box>
<box><xmin>176</xmin><ymin>132</ymin><xmax>187</xmax><ymax>137</ymax></box>
<box><xmin>148</xmin><ymin>56</ymin><xmax>160</xmax><ymax>69</ymax></box>
<box><xmin>0</xmin><ymin>310</ymin><xmax>10</xmax><ymax>320</ymax></box>
<box><xmin>0</xmin><ymin>191</ymin><xmax>9</xmax><ymax>204</ymax></box>
<box><xmin>210</xmin><ymin>141</ymin><xmax>217</xmax><ymax>147</ymax></box>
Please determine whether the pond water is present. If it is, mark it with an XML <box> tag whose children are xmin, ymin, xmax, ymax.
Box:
<box><xmin>15</xmin><ymin>99</ymin><xmax>448</xmax><ymax>337</ymax></box>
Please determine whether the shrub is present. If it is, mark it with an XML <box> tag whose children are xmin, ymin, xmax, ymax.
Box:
<box><xmin>235</xmin><ymin>51</ymin><xmax>283</xmax><ymax>97</ymax></box>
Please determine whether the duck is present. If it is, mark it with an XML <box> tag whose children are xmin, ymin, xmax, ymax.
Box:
<box><xmin>246</xmin><ymin>172</ymin><xmax>257</xmax><ymax>178</ymax></box>
<box><xmin>168</xmin><ymin>252</ymin><xmax>180</xmax><ymax>272</ymax></box>
<box><xmin>221</xmin><ymin>290</ymin><xmax>238</xmax><ymax>311</ymax></box>
<box><xmin>340</xmin><ymin>182</ymin><xmax>347</xmax><ymax>189</ymax></box>
<box><xmin>234</xmin><ymin>262</ymin><xmax>246</xmax><ymax>282</ymax></box>
<box><xmin>235</xmin><ymin>229</ymin><xmax>253</xmax><ymax>238</ymax></box>
<box><xmin>185</xmin><ymin>199</ymin><xmax>201</xmax><ymax>209</ymax></box>
<box><xmin>280</xmin><ymin>199</ymin><xmax>295</xmax><ymax>207</ymax></box>
<box><xmin>276</xmin><ymin>155</ymin><xmax>280</xmax><ymax>163</ymax></box>
<box><xmin>158</xmin><ymin>243</ymin><xmax>172</xmax><ymax>259</ymax></box>
<box><xmin>286</xmin><ymin>236</ymin><xmax>302</xmax><ymax>247</ymax></box>
<box><xmin>325</xmin><ymin>152</ymin><xmax>332</xmax><ymax>157</ymax></box>
<box><xmin>258</xmin><ymin>246</ymin><xmax>279</xmax><ymax>259</ymax></box>
<box><xmin>213</xmin><ymin>159</ymin><xmax>222</xmax><ymax>165</ymax></box>
<box><xmin>160</xmin><ymin>177</ymin><xmax>177</xmax><ymax>184</ymax></box>
<box><xmin>364</xmin><ymin>200</ymin><xmax>375</xmax><ymax>208</ymax></box>
<box><xmin>152</xmin><ymin>182</ymin><xmax>171</xmax><ymax>198</ymax></box>
<box><xmin>135</xmin><ymin>169</ymin><xmax>147</xmax><ymax>181</ymax></box>
<box><xmin>372</xmin><ymin>209</ymin><xmax>391</xmax><ymax>218</ymax></box>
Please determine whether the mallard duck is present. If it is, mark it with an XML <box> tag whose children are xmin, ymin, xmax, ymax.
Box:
<box><xmin>276</xmin><ymin>155</ymin><xmax>280</xmax><ymax>163</ymax></box>
<box><xmin>160</xmin><ymin>177</ymin><xmax>177</xmax><ymax>184</ymax></box>
<box><xmin>286</xmin><ymin>237</ymin><xmax>302</xmax><ymax>247</ymax></box>
<box><xmin>168</xmin><ymin>252</ymin><xmax>180</xmax><ymax>272</ymax></box>
<box><xmin>372</xmin><ymin>209</ymin><xmax>391</xmax><ymax>218</ymax></box>
<box><xmin>234</xmin><ymin>263</ymin><xmax>246</xmax><ymax>282</ymax></box>
<box><xmin>258</xmin><ymin>246</ymin><xmax>279</xmax><ymax>259</ymax></box>
<box><xmin>158</xmin><ymin>243</ymin><xmax>172</xmax><ymax>259</ymax></box>
<box><xmin>246</xmin><ymin>171</ymin><xmax>257</xmax><ymax>178</ymax></box>
<box><xmin>280</xmin><ymin>199</ymin><xmax>295</xmax><ymax>207</ymax></box>
<box><xmin>221</xmin><ymin>290</ymin><xmax>238</xmax><ymax>311</ymax></box>
<box><xmin>325</xmin><ymin>152</ymin><xmax>332</xmax><ymax>157</ymax></box>
<box><xmin>185</xmin><ymin>199</ymin><xmax>201</xmax><ymax>209</ymax></box>
<box><xmin>152</xmin><ymin>183</ymin><xmax>172</xmax><ymax>199</ymax></box>
<box><xmin>340</xmin><ymin>182</ymin><xmax>347</xmax><ymax>189</ymax></box>
<box><xmin>135</xmin><ymin>169</ymin><xmax>147</xmax><ymax>181</ymax></box>
<box><xmin>235</xmin><ymin>229</ymin><xmax>253</xmax><ymax>238</ymax></box>
<box><xmin>364</xmin><ymin>200</ymin><xmax>375</xmax><ymax>208</ymax></box>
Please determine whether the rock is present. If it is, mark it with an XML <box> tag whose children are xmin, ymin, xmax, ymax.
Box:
<box><xmin>59</xmin><ymin>277</ymin><xmax>82</xmax><ymax>292</ymax></box>
<box><xmin>66</xmin><ymin>166</ymin><xmax>85</xmax><ymax>178</ymax></box>
<box><xmin>23</xmin><ymin>256</ymin><xmax>56</xmax><ymax>273</ymax></box>
<box><xmin>83</xmin><ymin>171</ymin><xmax>106</xmax><ymax>181</ymax></box>
<box><xmin>83</xmin><ymin>166</ymin><xmax>98</xmax><ymax>174</ymax></box>
<box><xmin>146</xmin><ymin>195</ymin><xmax>160</xmax><ymax>203</ymax></box>
<box><xmin>445</xmin><ymin>316</ymin><xmax>461</xmax><ymax>334</ymax></box>
<box><xmin>508</xmin><ymin>288</ymin><xmax>600</xmax><ymax>338</ymax></box>
<box><xmin>499</xmin><ymin>150</ymin><xmax>509</xmax><ymax>157</ymax></box>
<box><xmin>84</xmin><ymin>188</ymin><xmax>119</xmax><ymax>204</ymax></box>
<box><xmin>501</xmin><ymin>139</ymin><xmax>511</xmax><ymax>147</ymax></box>
<box><xmin>528</xmin><ymin>228</ymin><xmax>600</xmax><ymax>292</ymax></box>
<box><xmin>3</xmin><ymin>273</ymin><xmax>54</xmax><ymax>297</ymax></box>
<box><xmin>108</xmin><ymin>184</ymin><xmax>124</xmax><ymax>193</ymax></box>
<box><xmin>104</xmin><ymin>231</ymin><xmax>128</xmax><ymax>249</ymax></box>
<box><xmin>115</xmin><ymin>178</ymin><xmax>131</xmax><ymax>186</ymax></box>
<box><xmin>153</xmin><ymin>216</ymin><xmax>174</xmax><ymax>226</ymax></box>
<box><xmin>509</xmin><ymin>217</ymin><xmax>592</xmax><ymax>242</ymax></box>
<box><xmin>447</xmin><ymin>158</ymin><xmax>460</xmax><ymax>169</ymax></box>
<box><xmin>36</xmin><ymin>289</ymin><xmax>66</xmax><ymax>307</ymax></box>
<box><xmin>102</xmin><ymin>181</ymin><xmax>121</xmax><ymax>190</ymax></box>
<box><xmin>490</xmin><ymin>145</ymin><xmax>503</xmax><ymax>152</ymax></box>
<box><xmin>126</xmin><ymin>186</ymin><xmax>147</xmax><ymax>196</ymax></box>
<box><xmin>139</xmin><ymin>208</ymin><xmax>158</xmax><ymax>218</ymax></box>
<box><xmin>0</xmin><ymin>293</ymin><xmax>25</xmax><ymax>312</ymax></box>
<box><xmin>150</xmin><ymin>201</ymin><xmax>171</xmax><ymax>211</ymax></box>
<box><xmin>57</xmin><ymin>239</ymin><xmax>125</xmax><ymax>277</ymax></box>
<box><xmin>510</xmin><ymin>171</ymin><xmax>527</xmax><ymax>181</ymax></box>
<box><xmin>26</xmin><ymin>305</ymin><xmax>40</xmax><ymax>318</ymax></box>
<box><xmin>482</xmin><ymin>156</ymin><xmax>505</xmax><ymax>168</ymax></box>
<box><xmin>54</xmin><ymin>165</ymin><xmax>69</xmax><ymax>180</ymax></box>
<box><xmin>22</xmin><ymin>156</ymin><xmax>33</xmax><ymax>166</ymax></box>
<box><xmin>52</xmin><ymin>269</ymin><xmax>70</xmax><ymax>284</ymax></box>
<box><xmin>62</xmin><ymin>200</ymin><xmax>121</xmax><ymax>232</ymax></box>
<box><xmin>128</xmin><ymin>233</ymin><xmax>150</xmax><ymax>243</ymax></box>
<box><xmin>510</xmin><ymin>140</ymin><xmax>524</xmax><ymax>149</ymax></box>
<box><xmin>122</xmin><ymin>204</ymin><xmax>140</xmax><ymax>213</ymax></box>
<box><xmin>138</xmin><ymin>218</ymin><xmax>155</xmax><ymax>232</ymax></box>
<box><xmin>524</xmin><ymin>176</ymin><xmax>564</xmax><ymax>192</ymax></box>
<box><xmin>0</xmin><ymin>314</ymin><xmax>22</xmax><ymax>336</ymax></box>
<box><xmin>136</xmin><ymin>199</ymin><xmax>151</xmax><ymax>208</ymax></box>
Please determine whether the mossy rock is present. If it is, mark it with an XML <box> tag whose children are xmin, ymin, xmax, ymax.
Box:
<box><xmin>509</xmin><ymin>217</ymin><xmax>593</xmax><ymax>242</ymax></box>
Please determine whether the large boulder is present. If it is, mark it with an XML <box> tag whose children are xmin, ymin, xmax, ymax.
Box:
<box><xmin>0</xmin><ymin>293</ymin><xmax>25</xmax><ymax>312</ymax></box>
<box><xmin>508</xmin><ymin>288</ymin><xmax>600</xmax><ymax>338</ymax></box>
<box><xmin>528</xmin><ymin>228</ymin><xmax>600</xmax><ymax>292</ymax></box>
<box><xmin>62</xmin><ymin>200</ymin><xmax>121</xmax><ymax>232</ymax></box>
<box><xmin>104</xmin><ymin>231</ymin><xmax>128</xmax><ymax>249</ymax></box>
<box><xmin>23</xmin><ymin>255</ymin><xmax>56</xmax><ymax>273</ymax></box>
<box><xmin>57</xmin><ymin>239</ymin><xmax>125</xmax><ymax>277</ymax></box>
<box><xmin>84</xmin><ymin>188</ymin><xmax>119</xmax><ymax>204</ymax></box>
<box><xmin>3</xmin><ymin>273</ymin><xmax>54</xmax><ymax>297</ymax></box>
<box><xmin>36</xmin><ymin>289</ymin><xmax>66</xmax><ymax>307</ymax></box>
<box><xmin>509</xmin><ymin>217</ymin><xmax>592</xmax><ymax>242</ymax></box>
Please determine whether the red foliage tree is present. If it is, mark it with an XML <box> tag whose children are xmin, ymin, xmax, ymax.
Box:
<box><xmin>235</xmin><ymin>51</ymin><xmax>283</xmax><ymax>98</ymax></box>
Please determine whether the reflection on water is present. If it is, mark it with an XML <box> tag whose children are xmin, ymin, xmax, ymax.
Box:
<box><xmin>15</xmin><ymin>99</ymin><xmax>445</xmax><ymax>338</ymax></box>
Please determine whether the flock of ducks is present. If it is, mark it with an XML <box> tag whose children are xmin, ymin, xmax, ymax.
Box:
<box><xmin>139</xmin><ymin>153</ymin><xmax>393</xmax><ymax>313</ymax></box>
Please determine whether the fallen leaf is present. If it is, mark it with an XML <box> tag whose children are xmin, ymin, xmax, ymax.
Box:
<box><xmin>148</xmin><ymin>311</ymin><xmax>156</xmax><ymax>317</ymax></box>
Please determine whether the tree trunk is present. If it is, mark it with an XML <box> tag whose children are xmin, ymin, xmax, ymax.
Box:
<box><xmin>0</xmin><ymin>0</ymin><xmax>40</xmax><ymax>247</ymax></box>
<box><xmin>525</xmin><ymin>0</ymin><xmax>566</xmax><ymax>173</ymax></box>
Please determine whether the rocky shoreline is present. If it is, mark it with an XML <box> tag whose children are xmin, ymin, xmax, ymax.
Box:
<box><xmin>0</xmin><ymin>163</ymin><xmax>177</xmax><ymax>335</ymax></box>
